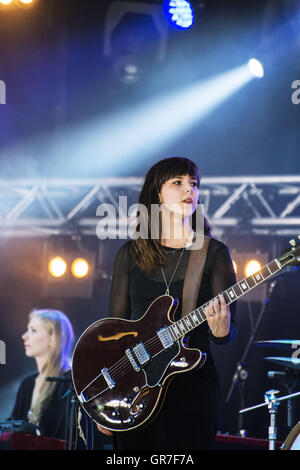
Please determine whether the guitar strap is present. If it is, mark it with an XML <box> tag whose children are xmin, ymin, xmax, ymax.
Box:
<box><xmin>181</xmin><ymin>234</ymin><xmax>211</xmax><ymax>318</ymax></box>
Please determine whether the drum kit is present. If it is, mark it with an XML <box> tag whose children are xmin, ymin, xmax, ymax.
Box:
<box><xmin>239</xmin><ymin>339</ymin><xmax>300</xmax><ymax>450</ymax></box>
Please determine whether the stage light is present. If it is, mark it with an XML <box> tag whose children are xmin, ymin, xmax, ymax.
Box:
<box><xmin>16</xmin><ymin>0</ymin><xmax>37</xmax><ymax>8</ymax></box>
<box><xmin>230</xmin><ymin>250</ymin><xmax>268</xmax><ymax>302</ymax></box>
<box><xmin>164</xmin><ymin>0</ymin><xmax>194</xmax><ymax>30</ymax></box>
<box><xmin>48</xmin><ymin>256</ymin><xmax>67</xmax><ymax>278</ymax></box>
<box><xmin>71</xmin><ymin>258</ymin><xmax>89</xmax><ymax>279</ymax></box>
<box><xmin>104</xmin><ymin>1</ymin><xmax>168</xmax><ymax>84</ymax></box>
<box><xmin>43</xmin><ymin>249</ymin><xmax>96</xmax><ymax>299</ymax></box>
<box><xmin>248</xmin><ymin>58</ymin><xmax>264</xmax><ymax>78</ymax></box>
<box><xmin>244</xmin><ymin>259</ymin><xmax>262</xmax><ymax>277</ymax></box>
<box><xmin>0</xmin><ymin>0</ymin><xmax>37</xmax><ymax>7</ymax></box>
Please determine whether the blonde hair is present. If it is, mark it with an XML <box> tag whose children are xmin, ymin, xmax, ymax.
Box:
<box><xmin>28</xmin><ymin>309</ymin><xmax>74</xmax><ymax>425</ymax></box>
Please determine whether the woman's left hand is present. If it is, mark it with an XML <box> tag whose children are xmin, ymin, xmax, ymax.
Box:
<box><xmin>204</xmin><ymin>293</ymin><xmax>231</xmax><ymax>338</ymax></box>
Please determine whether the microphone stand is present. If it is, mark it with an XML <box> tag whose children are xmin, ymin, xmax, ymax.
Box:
<box><xmin>46</xmin><ymin>375</ymin><xmax>78</xmax><ymax>450</ymax></box>
<box><xmin>239</xmin><ymin>390</ymin><xmax>300</xmax><ymax>450</ymax></box>
<box><xmin>225</xmin><ymin>280</ymin><xmax>278</xmax><ymax>436</ymax></box>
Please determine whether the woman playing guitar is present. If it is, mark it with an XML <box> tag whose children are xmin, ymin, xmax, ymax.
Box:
<box><xmin>97</xmin><ymin>156</ymin><xmax>237</xmax><ymax>450</ymax></box>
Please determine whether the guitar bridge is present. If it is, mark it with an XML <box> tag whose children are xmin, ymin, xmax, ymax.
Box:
<box><xmin>101</xmin><ymin>367</ymin><xmax>115</xmax><ymax>389</ymax></box>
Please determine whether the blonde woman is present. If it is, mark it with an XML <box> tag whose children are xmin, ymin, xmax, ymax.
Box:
<box><xmin>11</xmin><ymin>309</ymin><xmax>74</xmax><ymax>439</ymax></box>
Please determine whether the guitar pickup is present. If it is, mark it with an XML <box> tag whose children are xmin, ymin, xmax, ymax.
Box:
<box><xmin>126</xmin><ymin>349</ymin><xmax>140</xmax><ymax>372</ymax></box>
<box><xmin>133</xmin><ymin>343</ymin><xmax>150</xmax><ymax>365</ymax></box>
<box><xmin>157</xmin><ymin>326</ymin><xmax>174</xmax><ymax>349</ymax></box>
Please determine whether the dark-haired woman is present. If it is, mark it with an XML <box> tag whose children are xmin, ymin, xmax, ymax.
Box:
<box><xmin>101</xmin><ymin>157</ymin><xmax>237</xmax><ymax>450</ymax></box>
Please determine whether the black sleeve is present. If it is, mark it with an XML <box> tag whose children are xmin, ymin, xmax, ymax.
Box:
<box><xmin>208</xmin><ymin>242</ymin><xmax>237</xmax><ymax>345</ymax></box>
<box><xmin>109</xmin><ymin>242</ymin><xmax>132</xmax><ymax>319</ymax></box>
<box><xmin>10</xmin><ymin>375</ymin><xmax>35</xmax><ymax>421</ymax></box>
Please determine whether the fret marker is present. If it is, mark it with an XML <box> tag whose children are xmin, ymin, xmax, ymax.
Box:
<box><xmin>228</xmin><ymin>290</ymin><xmax>235</xmax><ymax>299</ymax></box>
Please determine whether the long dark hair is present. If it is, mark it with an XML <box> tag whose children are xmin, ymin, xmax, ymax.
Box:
<box><xmin>132</xmin><ymin>157</ymin><xmax>211</xmax><ymax>273</ymax></box>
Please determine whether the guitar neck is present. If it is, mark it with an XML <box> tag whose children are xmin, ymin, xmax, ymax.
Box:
<box><xmin>168</xmin><ymin>258</ymin><xmax>282</xmax><ymax>340</ymax></box>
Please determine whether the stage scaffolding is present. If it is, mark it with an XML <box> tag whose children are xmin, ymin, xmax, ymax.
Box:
<box><xmin>0</xmin><ymin>176</ymin><xmax>299</xmax><ymax>238</ymax></box>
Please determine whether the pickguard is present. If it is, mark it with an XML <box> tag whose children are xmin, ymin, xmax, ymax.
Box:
<box><xmin>143</xmin><ymin>342</ymin><xmax>180</xmax><ymax>387</ymax></box>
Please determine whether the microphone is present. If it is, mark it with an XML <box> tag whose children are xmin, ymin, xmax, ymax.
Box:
<box><xmin>267</xmin><ymin>370</ymin><xmax>287</xmax><ymax>379</ymax></box>
<box><xmin>46</xmin><ymin>376</ymin><xmax>72</xmax><ymax>383</ymax></box>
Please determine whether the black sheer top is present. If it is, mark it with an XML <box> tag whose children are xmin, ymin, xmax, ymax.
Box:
<box><xmin>109</xmin><ymin>237</ymin><xmax>237</xmax><ymax>354</ymax></box>
<box><xmin>110</xmin><ymin>237</ymin><xmax>238</xmax><ymax>450</ymax></box>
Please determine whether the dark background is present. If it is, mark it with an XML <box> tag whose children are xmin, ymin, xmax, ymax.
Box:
<box><xmin>0</xmin><ymin>0</ymin><xmax>299</xmax><ymax>446</ymax></box>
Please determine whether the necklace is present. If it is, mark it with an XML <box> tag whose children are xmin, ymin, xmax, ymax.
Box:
<box><xmin>161</xmin><ymin>248</ymin><xmax>185</xmax><ymax>295</ymax></box>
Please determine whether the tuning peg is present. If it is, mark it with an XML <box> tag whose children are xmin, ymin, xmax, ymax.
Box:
<box><xmin>289</xmin><ymin>239</ymin><xmax>296</xmax><ymax>247</ymax></box>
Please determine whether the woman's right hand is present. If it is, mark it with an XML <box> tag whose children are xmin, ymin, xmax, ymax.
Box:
<box><xmin>96</xmin><ymin>423</ymin><xmax>113</xmax><ymax>437</ymax></box>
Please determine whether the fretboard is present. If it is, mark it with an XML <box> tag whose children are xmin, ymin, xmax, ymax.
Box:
<box><xmin>168</xmin><ymin>258</ymin><xmax>282</xmax><ymax>341</ymax></box>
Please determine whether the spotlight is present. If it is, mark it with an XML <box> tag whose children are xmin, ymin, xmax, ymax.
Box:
<box><xmin>244</xmin><ymin>259</ymin><xmax>262</xmax><ymax>277</ymax></box>
<box><xmin>230</xmin><ymin>250</ymin><xmax>268</xmax><ymax>302</ymax></box>
<box><xmin>248</xmin><ymin>58</ymin><xmax>264</xmax><ymax>78</ymax></box>
<box><xmin>0</xmin><ymin>0</ymin><xmax>13</xmax><ymax>5</ymax></box>
<box><xmin>44</xmin><ymin>250</ymin><xmax>96</xmax><ymax>298</ymax></box>
<box><xmin>17</xmin><ymin>0</ymin><xmax>37</xmax><ymax>6</ymax></box>
<box><xmin>104</xmin><ymin>1</ymin><xmax>168</xmax><ymax>84</ymax></box>
<box><xmin>113</xmin><ymin>54</ymin><xmax>144</xmax><ymax>85</ymax></box>
<box><xmin>71</xmin><ymin>258</ymin><xmax>89</xmax><ymax>279</ymax></box>
<box><xmin>164</xmin><ymin>0</ymin><xmax>194</xmax><ymax>30</ymax></box>
<box><xmin>48</xmin><ymin>256</ymin><xmax>67</xmax><ymax>278</ymax></box>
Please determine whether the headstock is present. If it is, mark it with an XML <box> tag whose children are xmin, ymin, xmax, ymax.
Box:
<box><xmin>277</xmin><ymin>235</ymin><xmax>300</xmax><ymax>268</ymax></box>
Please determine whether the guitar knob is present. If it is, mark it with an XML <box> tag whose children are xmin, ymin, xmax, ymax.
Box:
<box><xmin>124</xmin><ymin>395</ymin><xmax>133</xmax><ymax>404</ymax></box>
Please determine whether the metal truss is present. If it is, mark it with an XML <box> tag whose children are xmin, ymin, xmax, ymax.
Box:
<box><xmin>0</xmin><ymin>176</ymin><xmax>300</xmax><ymax>238</ymax></box>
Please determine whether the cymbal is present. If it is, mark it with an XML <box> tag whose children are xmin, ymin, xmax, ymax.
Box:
<box><xmin>264</xmin><ymin>356</ymin><xmax>300</xmax><ymax>370</ymax></box>
<box><xmin>254</xmin><ymin>340</ymin><xmax>300</xmax><ymax>350</ymax></box>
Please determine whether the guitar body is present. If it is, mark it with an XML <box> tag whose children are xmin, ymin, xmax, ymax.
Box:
<box><xmin>72</xmin><ymin>295</ymin><xmax>206</xmax><ymax>432</ymax></box>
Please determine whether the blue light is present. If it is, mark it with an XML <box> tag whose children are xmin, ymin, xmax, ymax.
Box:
<box><xmin>164</xmin><ymin>0</ymin><xmax>194</xmax><ymax>30</ymax></box>
<box><xmin>248</xmin><ymin>58</ymin><xmax>264</xmax><ymax>78</ymax></box>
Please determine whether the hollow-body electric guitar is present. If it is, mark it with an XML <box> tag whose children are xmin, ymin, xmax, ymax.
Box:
<box><xmin>71</xmin><ymin>238</ymin><xmax>300</xmax><ymax>432</ymax></box>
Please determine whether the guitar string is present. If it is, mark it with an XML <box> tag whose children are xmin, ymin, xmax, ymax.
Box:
<box><xmin>91</xmin><ymin>312</ymin><xmax>202</xmax><ymax>392</ymax></box>
<box><xmin>101</xmin><ymin>301</ymin><xmax>210</xmax><ymax>382</ymax></box>
<box><xmin>108</xmin><ymin>336</ymin><xmax>162</xmax><ymax>379</ymax></box>
<box><xmin>83</xmin><ymin>301</ymin><xmax>229</xmax><ymax>402</ymax></box>
<box><xmin>83</xmin><ymin>262</ymin><xmax>281</xmax><ymax>401</ymax></box>
<box><xmin>83</xmin><ymin>313</ymin><xmax>203</xmax><ymax>398</ymax></box>
<box><xmin>87</xmin><ymin>287</ymin><xmax>258</xmax><ymax>399</ymax></box>
<box><xmin>83</xmin><ymin>308</ymin><xmax>209</xmax><ymax>399</ymax></box>
<box><xmin>83</xmin><ymin>335</ymin><xmax>163</xmax><ymax>397</ymax></box>
<box><xmin>84</xmin><ymin>295</ymin><xmax>223</xmax><ymax>397</ymax></box>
